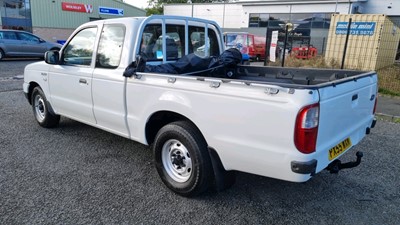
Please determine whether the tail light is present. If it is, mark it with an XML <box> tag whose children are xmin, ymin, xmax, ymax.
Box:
<box><xmin>294</xmin><ymin>103</ymin><xmax>320</xmax><ymax>154</ymax></box>
<box><xmin>373</xmin><ymin>96</ymin><xmax>378</xmax><ymax>114</ymax></box>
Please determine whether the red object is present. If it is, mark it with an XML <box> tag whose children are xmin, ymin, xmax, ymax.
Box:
<box><xmin>291</xmin><ymin>46</ymin><xmax>318</xmax><ymax>59</ymax></box>
<box><xmin>224</xmin><ymin>32</ymin><xmax>266</xmax><ymax>61</ymax></box>
<box><xmin>249</xmin><ymin>35</ymin><xmax>266</xmax><ymax>61</ymax></box>
<box><xmin>62</xmin><ymin>2</ymin><xmax>93</xmax><ymax>13</ymax></box>
<box><xmin>294</xmin><ymin>103</ymin><xmax>320</xmax><ymax>154</ymax></box>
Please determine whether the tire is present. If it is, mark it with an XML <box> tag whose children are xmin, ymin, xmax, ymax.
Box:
<box><xmin>0</xmin><ymin>49</ymin><xmax>5</xmax><ymax>60</ymax></box>
<box><xmin>153</xmin><ymin>121</ymin><xmax>213</xmax><ymax>197</ymax></box>
<box><xmin>31</xmin><ymin>87</ymin><xmax>60</xmax><ymax>128</ymax></box>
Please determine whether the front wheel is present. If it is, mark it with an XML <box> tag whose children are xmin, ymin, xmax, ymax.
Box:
<box><xmin>153</xmin><ymin>121</ymin><xmax>213</xmax><ymax>197</ymax></box>
<box><xmin>31</xmin><ymin>87</ymin><xmax>60</xmax><ymax>128</ymax></box>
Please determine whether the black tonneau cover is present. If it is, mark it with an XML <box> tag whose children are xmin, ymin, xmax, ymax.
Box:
<box><xmin>123</xmin><ymin>48</ymin><xmax>242</xmax><ymax>78</ymax></box>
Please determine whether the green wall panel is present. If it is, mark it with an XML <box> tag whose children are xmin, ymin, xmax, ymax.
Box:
<box><xmin>31</xmin><ymin>0</ymin><xmax>145</xmax><ymax>28</ymax></box>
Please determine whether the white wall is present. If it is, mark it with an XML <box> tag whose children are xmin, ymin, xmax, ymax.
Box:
<box><xmin>361</xmin><ymin>0</ymin><xmax>400</xmax><ymax>15</ymax></box>
<box><xmin>164</xmin><ymin>4</ymin><xmax>244</xmax><ymax>29</ymax></box>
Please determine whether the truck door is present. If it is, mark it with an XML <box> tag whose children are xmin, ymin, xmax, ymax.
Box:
<box><xmin>48</xmin><ymin>27</ymin><xmax>98</xmax><ymax>124</ymax></box>
<box><xmin>92</xmin><ymin>24</ymin><xmax>129</xmax><ymax>137</ymax></box>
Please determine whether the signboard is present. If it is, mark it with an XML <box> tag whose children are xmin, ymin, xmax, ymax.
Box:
<box><xmin>99</xmin><ymin>6</ymin><xmax>124</xmax><ymax>16</ymax></box>
<box><xmin>335</xmin><ymin>22</ymin><xmax>376</xmax><ymax>36</ymax></box>
<box><xmin>269</xmin><ymin>31</ymin><xmax>278</xmax><ymax>62</ymax></box>
<box><xmin>62</xmin><ymin>2</ymin><xmax>93</xmax><ymax>13</ymax></box>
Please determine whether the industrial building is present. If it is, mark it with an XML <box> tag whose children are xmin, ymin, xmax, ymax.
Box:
<box><xmin>164</xmin><ymin>0</ymin><xmax>400</xmax><ymax>30</ymax></box>
<box><xmin>0</xmin><ymin>0</ymin><xmax>145</xmax><ymax>42</ymax></box>
<box><xmin>164</xmin><ymin>0</ymin><xmax>400</xmax><ymax>63</ymax></box>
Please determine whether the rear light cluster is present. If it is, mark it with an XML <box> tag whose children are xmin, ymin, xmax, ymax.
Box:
<box><xmin>294</xmin><ymin>103</ymin><xmax>320</xmax><ymax>154</ymax></box>
<box><xmin>373</xmin><ymin>96</ymin><xmax>378</xmax><ymax>114</ymax></box>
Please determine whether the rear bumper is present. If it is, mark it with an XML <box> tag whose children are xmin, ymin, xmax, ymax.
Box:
<box><xmin>291</xmin><ymin>159</ymin><xmax>317</xmax><ymax>175</ymax></box>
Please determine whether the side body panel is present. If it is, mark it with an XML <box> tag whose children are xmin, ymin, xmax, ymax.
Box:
<box><xmin>126</xmin><ymin>74</ymin><xmax>320</xmax><ymax>182</ymax></box>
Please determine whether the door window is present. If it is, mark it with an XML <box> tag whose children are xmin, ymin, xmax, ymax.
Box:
<box><xmin>63</xmin><ymin>27</ymin><xmax>97</xmax><ymax>66</ymax></box>
<box><xmin>1</xmin><ymin>31</ymin><xmax>17</xmax><ymax>40</ymax></box>
<box><xmin>17</xmin><ymin>32</ymin><xmax>40</xmax><ymax>42</ymax></box>
<box><xmin>96</xmin><ymin>24</ymin><xmax>125</xmax><ymax>68</ymax></box>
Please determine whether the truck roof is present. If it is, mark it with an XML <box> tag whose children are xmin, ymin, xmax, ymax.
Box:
<box><xmin>77</xmin><ymin>15</ymin><xmax>221</xmax><ymax>29</ymax></box>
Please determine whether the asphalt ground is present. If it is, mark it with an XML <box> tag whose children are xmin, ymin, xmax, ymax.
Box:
<box><xmin>1</xmin><ymin>59</ymin><xmax>399</xmax><ymax>224</ymax></box>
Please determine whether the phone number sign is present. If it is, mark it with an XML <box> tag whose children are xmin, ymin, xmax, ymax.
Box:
<box><xmin>335</xmin><ymin>22</ymin><xmax>376</xmax><ymax>36</ymax></box>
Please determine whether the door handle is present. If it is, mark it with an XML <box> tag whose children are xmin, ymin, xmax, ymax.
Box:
<box><xmin>79</xmin><ymin>78</ymin><xmax>87</xmax><ymax>84</ymax></box>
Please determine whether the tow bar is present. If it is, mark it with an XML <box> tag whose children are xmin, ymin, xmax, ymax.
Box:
<box><xmin>326</xmin><ymin>151</ymin><xmax>363</xmax><ymax>174</ymax></box>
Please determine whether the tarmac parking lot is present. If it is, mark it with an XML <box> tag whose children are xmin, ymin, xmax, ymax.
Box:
<box><xmin>0</xmin><ymin>59</ymin><xmax>399</xmax><ymax>224</ymax></box>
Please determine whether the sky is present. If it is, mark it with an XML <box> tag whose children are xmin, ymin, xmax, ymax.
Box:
<box><xmin>123</xmin><ymin>0</ymin><xmax>149</xmax><ymax>9</ymax></box>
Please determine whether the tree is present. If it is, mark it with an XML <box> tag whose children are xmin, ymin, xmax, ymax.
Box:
<box><xmin>145</xmin><ymin>0</ymin><xmax>232</xmax><ymax>16</ymax></box>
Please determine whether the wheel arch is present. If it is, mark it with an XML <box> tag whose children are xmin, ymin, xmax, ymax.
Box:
<box><xmin>0</xmin><ymin>48</ymin><xmax>5</xmax><ymax>60</ymax></box>
<box><xmin>27</xmin><ymin>81</ymin><xmax>40</xmax><ymax>105</ymax></box>
<box><xmin>145</xmin><ymin>110</ymin><xmax>200</xmax><ymax>146</ymax></box>
<box><xmin>28</xmin><ymin>83</ymin><xmax>57</xmax><ymax>115</ymax></box>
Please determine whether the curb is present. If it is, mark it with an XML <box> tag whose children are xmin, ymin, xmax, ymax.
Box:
<box><xmin>376</xmin><ymin>113</ymin><xmax>400</xmax><ymax>123</ymax></box>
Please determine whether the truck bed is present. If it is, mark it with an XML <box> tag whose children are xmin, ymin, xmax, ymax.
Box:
<box><xmin>235</xmin><ymin>65</ymin><xmax>374</xmax><ymax>88</ymax></box>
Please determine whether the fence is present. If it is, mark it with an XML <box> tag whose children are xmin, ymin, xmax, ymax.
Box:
<box><xmin>265</xmin><ymin>14</ymin><xmax>400</xmax><ymax>96</ymax></box>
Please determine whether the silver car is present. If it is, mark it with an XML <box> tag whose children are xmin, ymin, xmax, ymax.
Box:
<box><xmin>0</xmin><ymin>29</ymin><xmax>62</xmax><ymax>60</ymax></box>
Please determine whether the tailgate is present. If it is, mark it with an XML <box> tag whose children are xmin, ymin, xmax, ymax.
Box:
<box><xmin>316</xmin><ymin>74</ymin><xmax>377</xmax><ymax>165</ymax></box>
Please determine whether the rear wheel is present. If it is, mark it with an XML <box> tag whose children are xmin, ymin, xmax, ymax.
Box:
<box><xmin>31</xmin><ymin>87</ymin><xmax>60</xmax><ymax>128</ymax></box>
<box><xmin>153</xmin><ymin>121</ymin><xmax>213</xmax><ymax>197</ymax></box>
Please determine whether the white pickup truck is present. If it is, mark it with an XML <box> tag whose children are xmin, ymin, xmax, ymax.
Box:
<box><xmin>23</xmin><ymin>15</ymin><xmax>377</xmax><ymax>197</ymax></box>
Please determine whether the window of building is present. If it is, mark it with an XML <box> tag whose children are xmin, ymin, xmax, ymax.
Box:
<box><xmin>1</xmin><ymin>0</ymin><xmax>32</xmax><ymax>32</ymax></box>
<box><xmin>96</xmin><ymin>25</ymin><xmax>126</xmax><ymax>69</ymax></box>
<box><xmin>249</xmin><ymin>13</ymin><xmax>332</xmax><ymax>31</ymax></box>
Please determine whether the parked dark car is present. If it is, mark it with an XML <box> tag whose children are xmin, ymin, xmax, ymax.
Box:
<box><xmin>0</xmin><ymin>29</ymin><xmax>62</xmax><ymax>60</ymax></box>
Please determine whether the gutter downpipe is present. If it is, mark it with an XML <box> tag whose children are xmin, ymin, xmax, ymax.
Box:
<box><xmin>335</xmin><ymin>0</ymin><xmax>338</xmax><ymax>13</ymax></box>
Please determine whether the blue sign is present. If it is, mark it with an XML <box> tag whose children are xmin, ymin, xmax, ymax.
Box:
<box><xmin>335</xmin><ymin>22</ymin><xmax>376</xmax><ymax>36</ymax></box>
<box><xmin>99</xmin><ymin>6</ymin><xmax>124</xmax><ymax>16</ymax></box>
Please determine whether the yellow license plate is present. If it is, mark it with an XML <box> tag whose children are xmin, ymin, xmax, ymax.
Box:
<box><xmin>328</xmin><ymin>138</ymin><xmax>352</xmax><ymax>161</ymax></box>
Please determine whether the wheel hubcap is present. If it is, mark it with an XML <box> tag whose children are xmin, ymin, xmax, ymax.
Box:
<box><xmin>161</xmin><ymin>139</ymin><xmax>192</xmax><ymax>183</ymax></box>
<box><xmin>34</xmin><ymin>95</ymin><xmax>46</xmax><ymax>122</ymax></box>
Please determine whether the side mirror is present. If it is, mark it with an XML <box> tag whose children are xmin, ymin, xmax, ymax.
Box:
<box><xmin>44</xmin><ymin>50</ymin><xmax>60</xmax><ymax>64</ymax></box>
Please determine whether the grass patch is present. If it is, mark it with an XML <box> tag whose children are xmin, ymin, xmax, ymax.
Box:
<box><xmin>268</xmin><ymin>56</ymin><xmax>341</xmax><ymax>69</ymax></box>
<box><xmin>378</xmin><ymin>88</ymin><xmax>400</xmax><ymax>97</ymax></box>
<box><xmin>376</xmin><ymin>64</ymin><xmax>400</xmax><ymax>96</ymax></box>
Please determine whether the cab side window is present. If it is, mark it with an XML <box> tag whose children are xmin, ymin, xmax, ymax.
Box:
<box><xmin>96</xmin><ymin>24</ymin><xmax>125</xmax><ymax>69</ymax></box>
<box><xmin>139</xmin><ymin>23</ymin><xmax>220</xmax><ymax>61</ymax></box>
<box><xmin>63</xmin><ymin>27</ymin><xmax>97</xmax><ymax>66</ymax></box>
<box><xmin>140</xmin><ymin>24</ymin><xmax>162</xmax><ymax>60</ymax></box>
<box><xmin>189</xmin><ymin>26</ymin><xmax>219</xmax><ymax>57</ymax></box>
<box><xmin>140</xmin><ymin>24</ymin><xmax>184</xmax><ymax>61</ymax></box>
